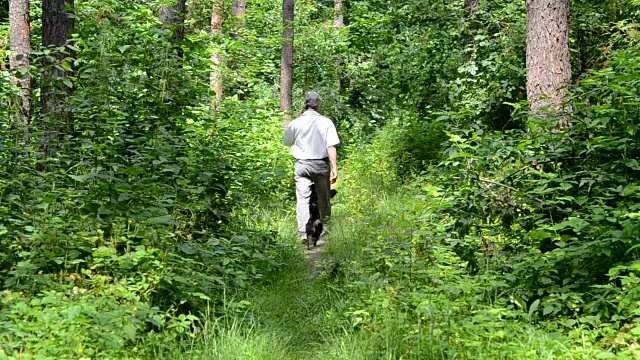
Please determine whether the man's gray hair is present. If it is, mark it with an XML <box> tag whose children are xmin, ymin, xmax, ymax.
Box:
<box><xmin>304</xmin><ymin>91</ymin><xmax>321</xmax><ymax>110</ymax></box>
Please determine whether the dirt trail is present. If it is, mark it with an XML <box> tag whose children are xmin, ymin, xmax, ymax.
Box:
<box><xmin>304</xmin><ymin>237</ymin><xmax>326</xmax><ymax>277</ymax></box>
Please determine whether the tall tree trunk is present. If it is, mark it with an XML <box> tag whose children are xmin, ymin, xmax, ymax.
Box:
<box><xmin>230</xmin><ymin>0</ymin><xmax>247</xmax><ymax>98</ymax></box>
<box><xmin>210</xmin><ymin>0</ymin><xmax>224</xmax><ymax>109</ymax></box>
<box><xmin>334</xmin><ymin>0</ymin><xmax>344</xmax><ymax>28</ymax></box>
<box><xmin>159</xmin><ymin>0</ymin><xmax>186</xmax><ymax>111</ymax></box>
<box><xmin>159</xmin><ymin>0</ymin><xmax>187</xmax><ymax>43</ymax></box>
<box><xmin>280</xmin><ymin>0</ymin><xmax>294</xmax><ymax>112</ymax></box>
<box><xmin>231</xmin><ymin>0</ymin><xmax>246</xmax><ymax>36</ymax></box>
<box><xmin>463</xmin><ymin>0</ymin><xmax>478</xmax><ymax>62</ymax></box>
<box><xmin>41</xmin><ymin>0</ymin><xmax>73</xmax><ymax>123</ymax></box>
<box><xmin>526</xmin><ymin>0</ymin><xmax>571</xmax><ymax>113</ymax></box>
<box><xmin>334</xmin><ymin>0</ymin><xmax>344</xmax><ymax>92</ymax></box>
<box><xmin>9</xmin><ymin>0</ymin><xmax>32</xmax><ymax>125</ymax></box>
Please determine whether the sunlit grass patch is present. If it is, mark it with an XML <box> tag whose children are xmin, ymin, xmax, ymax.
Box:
<box><xmin>155</xmin><ymin>317</ymin><xmax>295</xmax><ymax>360</ymax></box>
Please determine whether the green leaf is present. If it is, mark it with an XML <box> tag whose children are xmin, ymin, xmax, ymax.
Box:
<box><xmin>35</xmin><ymin>203</ymin><xmax>49</xmax><ymax>210</ymax></box>
<box><xmin>626</xmin><ymin>244</ymin><xmax>640</xmax><ymax>255</ymax></box>
<box><xmin>552</xmin><ymin>217</ymin><xmax>589</xmax><ymax>232</ymax></box>
<box><xmin>447</xmin><ymin>152</ymin><xmax>474</xmax><ymax>161</ymax></box>
<box><xmin>123</xmin><ymin>323</ymin><xmax>137</xmax><ymax>340</ymax></box>
<box><xmin>150</xmin><ymin>315</ymin><xmax>164</xmax><ymax>327</ymax></box>
<box><xmin>185</xmin><ymin>314</ymin><xmax>200</xmax><ymax>321</ymax></box>
<box><xmin>559</xmin><ymin>182</ymin><xmax>572</xmax><ymax>191</ymax></box>
<box><xmin>68</xmin><ymin>305</ymin><xmax>81</xmax><ymax>320</ymax></box>
<box><xmin>68</xmin><ymin>174</ymin><xmax>93</xmax><ymax>182</ymax></box>
<box><xmin>179</xmin><ymin>243</ymin><xmax>197</xmax><ymax>255</ymax></box>
<box><xmin>528</xmin><ymin>299</ymin><xmax>540</xmax><ymax>318</ymax></box>
<box><xmin>148</xmin><ymin>215</ymin><xmax>172</xmax><ymax>225</ymax></box>
<box><xmin>595</xmin><ymin>352</ymin><xmax>616</xmax><ymax>359</ymax></box>
<box><xmin>191</xmin><ymin>292</ymin><xmax>211</xmax><ymax>301</ymax></box>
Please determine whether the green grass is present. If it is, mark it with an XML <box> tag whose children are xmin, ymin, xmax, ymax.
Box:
<box><xmin>155</xmin><ymin>317</ymin><xmax>295</xmax><ymax>360</ymax></box>
<box><xmin>152</xmin><ymin>169</ymin><xmax>606</xmax><ymax>360</ymax></box>
<box><xmin>153</xmin><ymin>248</ymin><xmax>347</xmax><ymax>360</ymax></box>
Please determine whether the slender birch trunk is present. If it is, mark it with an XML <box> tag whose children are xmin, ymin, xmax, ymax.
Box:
<box><xmin>334</xmin><ymin>0</ymin><xmax>344</xmax><ymax>92</ymax></box>
<box><xmin>210</xmin><ymin>0</ymin><xmax>224</xmax><ymax>109</ymax></box>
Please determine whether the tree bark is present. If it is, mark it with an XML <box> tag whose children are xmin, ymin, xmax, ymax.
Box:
<box><xmin>526</xmin><ymin>0</ymin><xmax>571</xmax><ymax>111</ymax></box>
<box><xmin>9</xmin><ymin>0</ymin><xmax>32</xmax><ymax>125</ymax></box>
<box><xmin>463</xmin><ymin>0</ymin><xmax>478</xmax><ymax>63</ymax></box>
<box><xmin>230</xmin><ymin>0</ymin><xmax>247</xmax><ymax>98</ymax></box>
<box><xmin>210</xmin><ymin>0</ymin><xmax>224</xmax><ymax>109</ymax></box>
<box><xmin>159</xmin><ymin>0</ymin><xmax>187</xmax><ymax>43</ymax></box>
<box><xmin>334</xmin><ymin>0</ymin><xmax>344</xmax><ymax>28</ymax></box>
<box><xmin>280</xmin><ymin>0</ymin><xmax>294</xmax><ymax>112</ymax></box>
<box><xmin>42</xmin><ymin>0</ymin><xmax>73</xmax><ymax>49</ymax></box>
<box><xmin>231</xmin><ymin>0</ymin><xmax>246</xmax><ymax>36</ymax></box>
<box><xmin>334</xmin><ymin>0</ymin><xmax>344</xmax><ymax>92</ymax></box>
<box><xmin>41</xmin><ymin>0</ymin><xmax>73</xmax><ymax>124</ymax></box>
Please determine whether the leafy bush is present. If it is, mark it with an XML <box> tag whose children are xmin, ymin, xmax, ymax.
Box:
<box><xmin>322</xmin><ymin>157</ymin><xmax>600</xmax><ymax>358</ymax></box>
<box><xmin>1</xmin><ymin>283</ymin><xmax>164</xmax><ymax>359</ymax></box>
<box><xmin>0</xmin><ymin>0</ymin><xmax>297</xmax><ymax>357</ymax></box>
<box><xmin>319</xmin><ymin>18</ymin><xmax>640</xmax><ymax>358</ymax></box>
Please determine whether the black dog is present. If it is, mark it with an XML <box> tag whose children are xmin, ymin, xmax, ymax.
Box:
<box><xmin>305</xmin><ymin>185</ymin><xmax>337</xmax><ymax>249</ymax></box>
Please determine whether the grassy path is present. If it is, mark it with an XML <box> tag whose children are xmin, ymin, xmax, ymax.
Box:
<box><xmin>153</xmin><ymin>181</ymin><xmax>369</xmax><ymax>359</ymax></box>
<box><xmin>214</xmin><ymin>190</ymin><xmax>373</xmax><ymax>360</ymax></box>
<box><xmin>156</xmin><ymin>170</ymin><xmax>602</xmax><ymax>360</ymax></box>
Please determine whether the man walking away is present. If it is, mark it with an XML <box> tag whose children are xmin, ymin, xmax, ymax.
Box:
<box><xmin>284</xmin><ymin>91</ymin><xmax>340</xmax><ymax>242</ymax></box>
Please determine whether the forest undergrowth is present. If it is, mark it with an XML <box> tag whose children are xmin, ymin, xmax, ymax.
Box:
<box><xmin>152</xmin><ymin>137</ymin><xmax>632</xmax><ymax>359</ymax></box>
<box><xmin>2</xmin><ymin>0</ymin><xmax>640</xmax><ymax>358</ymax></box>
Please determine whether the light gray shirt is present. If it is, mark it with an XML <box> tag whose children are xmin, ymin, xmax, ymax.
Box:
<box><xmin>284</xmin><ymin>110</ymin><xmax>340</xmax><ymax>160</ymax></box>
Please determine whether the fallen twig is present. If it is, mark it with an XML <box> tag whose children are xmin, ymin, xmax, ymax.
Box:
<box><xmin>478</xmin><ymin>177</ymin><xmax>518</xmax><ymax>192</ymax></box>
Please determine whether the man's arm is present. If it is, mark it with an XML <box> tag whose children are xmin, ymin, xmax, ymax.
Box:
<box><xmin>328</xmin><ymin>146</ymin><xmax>338</xmax><ymax>184</ymax></box>
<box><xmin>283</xmin><ymin>123</ymin><xmax>294</xmax><ymax>146</ymax></box>
<box><xmin>325</xmin><ymin>119</ymin><xmax>340</xmax><ymax>184</ymax></box>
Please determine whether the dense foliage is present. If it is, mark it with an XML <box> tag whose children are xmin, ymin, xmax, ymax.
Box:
<box><xmin>1</xmin><ymin>0</ymin><xmax>640</xmax><ymax>358</ymax></box>
<box><xmin>323</xmin><ymin>1</ymin><xmax>640</xmax><ymax>358</ymax></box>
<box><xmin>0</xmin><ymin>0</ymin><xmax>300</xmax><ymax>356</ymax></box>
